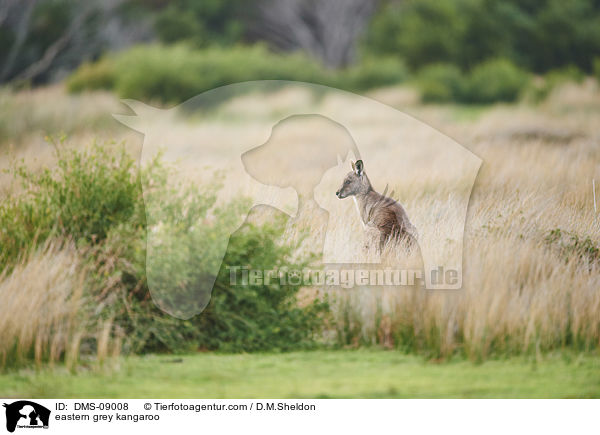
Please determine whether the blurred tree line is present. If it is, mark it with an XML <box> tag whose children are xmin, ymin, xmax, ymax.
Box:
<box><xmin>367</xmin><ymin>0</ymin><xmax>600</xmax><ymax>73</ymax></box>
<box><xmin>0</xmin><ymin>0</ymin><xmax>153</xmax><ymax>84</ymax></box>
<box><xmin>1</xmin><ymin>0</ymin><xmax>599</xmax><ymax>85</ymax></box>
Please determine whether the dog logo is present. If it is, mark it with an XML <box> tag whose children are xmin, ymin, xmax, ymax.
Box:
<box><xmin>3</xmin><ymin>401</ymin><xmax>50</xmax><ymax>432</ymax></box>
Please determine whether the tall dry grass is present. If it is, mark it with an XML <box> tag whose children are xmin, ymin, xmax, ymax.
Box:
<box><xmin>0</xmin><ymin>241</ymin><xmax>121</xmax><ymax>370</ymax></box>
<box><xmin>0</xmin><ymin>80</ymin><xmax>598</xmax><ymax>362</ymax></box>
<box><xmin>320</xmin><ymin>81</ymin><xmax>600</xmax><ymax>359</ymax></box>
<box><xmin>209</xmin><ymin>80</ymin><xmax>599</xmax><ymax>359</ymax></box>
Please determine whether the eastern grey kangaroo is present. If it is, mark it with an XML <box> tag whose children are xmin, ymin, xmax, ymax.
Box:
<box><xmin>336</xmin><ymin>160</ymin><xmax>417</xmax><ymax>253</ymax></box>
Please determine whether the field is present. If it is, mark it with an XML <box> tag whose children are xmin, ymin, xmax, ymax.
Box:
<box><xmin>0</xmin><ymin>350</ymin><xmax>599</xmax><ymax>399</ymax></box>
<box><xmin>0</xmin><ymin>79</ymin><xmax>599</xmax><ymax>397</ymax></box>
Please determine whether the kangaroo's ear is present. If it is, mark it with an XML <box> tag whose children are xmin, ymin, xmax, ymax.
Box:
<box><xmin>351</xmin><ymin>161</ymin><xmax>356</xmax><ymax>172</ymax></box>
<box><xmin>355</xmin><ymin>160</ymin><xmax>364</xmax><ymax>176</ymax></box>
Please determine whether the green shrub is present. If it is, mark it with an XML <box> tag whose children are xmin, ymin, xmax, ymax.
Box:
<box><xmin>462</xmin><ymin>58</ymin><xmax>530</xmax><ymax>104</ymax></box>
<box><xmin>67</xmin><ymin>44</ymin><xmax>408</xmax><ymax>103</ymax></box>
<box><xmin>0</xmin><ymin>141</ymin><xmax>328</xmax><ymax>355</ymax></box>
<box><xmin>97</xmin><ymin>207</ymin><xmax>328</xmax><ymax>354</ymax></box>
<box><xmin>0</xmin><ymin>141</ymin><xmax>142</xmax><ymax>271</ymax></box>
<box><xmin>415</xmin><ymin>63</ymin><xmax>464</xmax><ymax>103</ymax></box>
<box><xmin>68</xmin><ymin>44</ymin><xmax>328</xmax><ymax>103</ymax></box>
<box><xmin>415</xmin><ymin>59</ymin><xmax>530</xmax><ymax>104</ymax></box>
<box><xmin>199</xmin><ymin>222</ymin><xmax>329</xmax><ymax>352</ymax></box>
<box><xmin>342</xmin><ymin>57</ymin><xmax>409</xmax><ymax>91</ymax></box>
<box><xmin>65</xmin><ymin>58</ymin><xmax>116</xmax><ymax>93</ymax></box>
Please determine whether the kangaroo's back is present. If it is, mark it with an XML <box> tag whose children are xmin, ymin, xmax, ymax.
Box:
<box><xmin>366</xmin><ymin>190</ymin><xmax>417</xmax><ymax>251</ymax></box>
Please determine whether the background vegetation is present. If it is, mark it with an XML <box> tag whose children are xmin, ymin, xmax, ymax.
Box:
<box><xmin>2</xmin><ymin>0</ymin><xmax>600</xmax><ymax>103</ymax></box>
<box><xmin>65</xmin><ymin>44</ymin><xmax>408</xmax><ymax>103</ymax></box>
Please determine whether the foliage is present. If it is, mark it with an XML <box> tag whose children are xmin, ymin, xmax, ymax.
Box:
<box><xmin>366</xmin><ymin>0</ymin><xmax>467</xmax><ymax>70</ymax></box>
<box><xmin>342</xmin><ymin>56</ymin><xmax>409</xmax><ymax>92</ymax></box>
<box><xmin>365</xmin><ymin>0</ymin><xmax>600</xmax><ymax>74</ymax></box>
<box><xmin>415</xmin><ymin>63</ymin><xmax>464</xmax><ymax>103</ymax></box>
<box><xmin>461</xmin><ymin>58</ymin><xmax>530</xmax><ymax>104</ymax></box>
<box><xmin>150</xmin><ymin>0</ymin><xmax>245</xmax><ymax>47</ymax></box>
<box><xmin>0</xmin><ymin>142</ymin><xmax>328</xmax><ymax>357</ymax></box>
<box><xmin>4</xmin><ymin>0</ymin><xmax>600</xmax><ymax>88</ymax></box>
<box><xmin>415</xmin><ymin>58</ymin><xmax>530</xmax><ymax>104</ymax></box>
<box><xmin>68</xmin><ymin>44</ymin><xmax>324</xmax><ymax>103</ymax></box>
<box><xmin>0</xmin><ymin>141</ymin><xmax>142</xmax><ymax>270</ymax></box>
<box><xmin>67</xmin><ymin>44</ymin><xmax>409</xmax><ymax>103</ymax></box>
<box><xmin>199</xmin><ymin>223</ymin><xmax>329</xmax><ymax>352</ymax></box>
<box><xmin>65</xmin><ymin>59</ymin><xmax>116</xmax><ymax>92</ymax></box>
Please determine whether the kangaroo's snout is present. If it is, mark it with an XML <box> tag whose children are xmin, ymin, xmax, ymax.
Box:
<box><xmin>336</xmin><ymin>189</ymin><xmax>348</xmax><ymax>199</ymax></box>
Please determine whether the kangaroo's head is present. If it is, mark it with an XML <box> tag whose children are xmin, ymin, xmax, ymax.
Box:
<box><xmin>336</xmin><ymin>160</ymin><xmax>371</xmax><ymax>199</ymax></box>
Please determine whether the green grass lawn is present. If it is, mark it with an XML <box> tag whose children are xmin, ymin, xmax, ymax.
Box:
<box><xmin>1</xmin><ymin>350</ymin><xmax>599</xmax><ymax>398</ymax></box>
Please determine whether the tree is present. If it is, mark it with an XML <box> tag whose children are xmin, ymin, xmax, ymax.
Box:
<box><xmin>250</xmin><ymin>0</ymin><xmax>378</xmax><ymax>68</ymax></box>
<box><xmin>0</xmin><ymin>0</ymin><xmax>152</xmax><ymax>84</ymax></box>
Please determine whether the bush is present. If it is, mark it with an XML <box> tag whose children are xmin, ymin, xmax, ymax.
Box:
<box><xmin>341</xmin><ymin>57</ymin><xmax>409</xmax><ymax>91</ymax></box>
<box><xmin>462</xmin><ymin>59</ymin><xmax>529</xmax><ymax>103</ymax></box>
<box><xmin>0</xmin><ymin>141</ymin><xmax>328</xmax><ymax>357</ymax></box>
<box><xmin>199</xmin><ymin>222</ymin><xmax>329</xmax><ymax>352</ymax></box>
<box><xmin>66</xmin><ymin>58</ymin><xmax>116</xmax><ymax>93</ymax></box>
<box><xmin>415</xmin><ymin>59</ymin><xmax>529</xmax><ymax>104</ymax></box>
<box><xmin>68</xmin><ymin>44</ymin><xmax>328</xmax><ymax>103</ymax></box>
<box><xmin>415</xmin><ymin>63</ymin><xmax>463</xmax><ymax>103</ymax></box>
<box><xmin>67</xmin><ymin>44</ymin><xmax>408</xmax><ymax>103</ymax></box>
<box><xmin>0</xmin><ymin>141</ymin><xmax>142</xmax><ymax>271</ymax></box>
<box><xmin>461</xmin><ymin>58</ymin><xmax>530</xmax><ymax>104</ymax></box>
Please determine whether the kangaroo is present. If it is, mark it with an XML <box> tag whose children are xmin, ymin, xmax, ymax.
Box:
<box><xmin>336</xmin><ymin>160</ymin><xmax>417</xmax><ymax>253</ymax></box>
